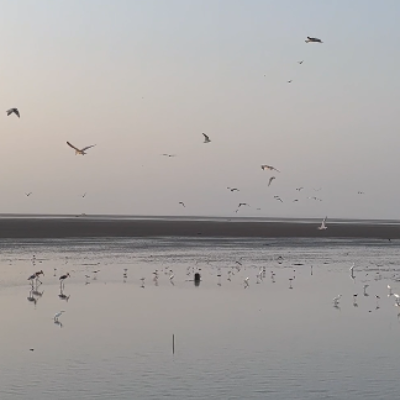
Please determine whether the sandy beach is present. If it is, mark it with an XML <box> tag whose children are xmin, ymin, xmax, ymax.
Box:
<box><xmin>0</xmin><ymin>216</ymin><xmax>398</xmax><ymax>239</ymax></box>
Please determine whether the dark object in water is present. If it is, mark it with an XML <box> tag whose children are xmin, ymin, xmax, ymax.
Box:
<box><xmin>194</xmin><ymin>273</ymin><xmax>201</xmax><ymax>286</ymax></box>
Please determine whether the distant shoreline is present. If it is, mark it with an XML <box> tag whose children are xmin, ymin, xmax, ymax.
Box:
<box><xmin>0</xmin><ymin>216</ymin><xmax>398</xmax><ymax>239</ymax></box>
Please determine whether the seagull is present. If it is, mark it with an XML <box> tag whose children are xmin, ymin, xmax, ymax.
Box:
<box><xmin>81</xmin><ymin>193</ymin><xmax>87</xmax><ymax>198</ymax></box>
<box><xmin>25</xmin><ymin>192</ymin><xmax>32</xmax><ymax>197</ymax></box>
<box><xmin>268</xmin><ymin>177</ymin><xmax>276</xmax><ymax>187</ymax></box>
<box><xmin>293</xmin><ymin>199</ymin><xmax>299</xmax><ymax>202</ymax></box>
<box><xmin>357</xmin><ymin>191</ymin><xmax>365</xmax><ymax>195</ymax></box>
<box><xmin>305</xmin><ymin>36</ymin><xmax>323</xmax><ymax>43</ymax></box>
<box><xmin>363</xmin><ymin>284</ymin><xmax>370</xmax><ymax>296</ymax></box>
<box><xmin>227</xmin><ymin>187</ymin><xmax>240</xmax><ymax>192</ymax></box>
<box><xmin>261</xmin><ymin>165</ymin><xmax>280</xmax><ymax>173</ymax></box>
<box><xmin>66</xmin><ymin>141</ymin><xmax>96</xmax><ymax>155</ymax></box>
<box><xmin>333</xmin><ymin>294</ymin><xmax>342</xmax><ymax>306</ymax></box>
<box><xmin>162</xmin><ymin>154</ymin><xmax>176</xmax><ymax>157</ymax></box>
<box><xmin>274</xmin><ymin>196</ymin><xmax>283</xmax><ymax>203</ymax></box>
<box><xmin>6</xmin><ymin>108</ymin><xmax>20</xmax><ymax>118</ymax></box>
<box><xmin>298</xmin><ymin>60</ymin><xmax>304</xmax><ymax>64</ymax></box>
<box><xmin>54</xmin><ymin>311</ymin><xmax>65</xmax><ymax>322</ymax></box>
<box><xmin>287</xmin><ymin>80</ymin><xmax>293</xmax><ymax>84</ymax></box>
<box><xmin>296</xmin><ymin>187</ymin><xmax>304</xmax><ymax>191</ymax></box>
<box><xmin>388</xmin><ymin>285</ymin><xmax>393</xmax><ymax>297</ymax></box>
<box><xmin>318</xmin><ymin>217</ymin><xmax>327</xmax><ymax>230</ymax></box>
<box><xmin>238</xmin><ymin>202</ymin><xmax>249</xmax><ymax>208</ymax></box>
<box><xmin>349</xmin><ymin>263</ymin><xmax>355</xmax><ymax>278</ymax></box>
<box><xmin>179</xmin><ymin>202</ymin><xmax>186</xmax><ymax>207</ymax></box>
<box><xmin>394</xmin><ymin>293</ymin><xmax>400</xmax><ymax>305</ymax></box>
<box><xmin>202</xmin><ymin>133</ymin><xmax>211</xmax><ymax>143</ymax></box>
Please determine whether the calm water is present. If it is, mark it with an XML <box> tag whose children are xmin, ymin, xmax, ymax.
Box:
<box><xmin>0</xmin><ymin>237</ymin><xmax>399</xmax><ymax>399</ymax></box>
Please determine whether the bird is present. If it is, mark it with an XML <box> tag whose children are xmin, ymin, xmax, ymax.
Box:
<box><xmin>333</xmin><ymin>294</ymin><xmax>342</xmax><ymax>306</ymax></box>
<box><xmin>349</xmin><ymin>263</ymin><xmax>355</xmax><ymax>278</ymax></box>
<box><xmin>298</xmin><ymin>60</ymin><xmax>304</xmax><ymax>64</ymax></box>
<box><xmin>162</xmin><ymin>154</ymin><xmax>176</xmax><ymax>157</ymax></box>
<box><xmin>53</xmin><ymin>311</ymin><xmax>65</xmax><ymax>322</ymax></box>
<box><xmin>357</xmin><ymin>191</ymin><xmax>365</xmax><ymax>195</ymax></box>
<box><xmin>318</xmin><ymin>217</ymin><xmax>328</xmax><ymax>230</ymax></box>
<box><xmin>268</xmin><ymin>177</ymin><xmax>276</xmax><ymax>187</ymax></box>
<box><xmin>66</xmin><ymin>141</ymin><xmax>96</xmax><ymax>155</ymax></box>
<box><xmin>261</xmin><ymin>165</ymin><xmax>280</xmax><ymax>173</ymax></box>
<box><xmin>227</xmin><ymin>187</ymin><xmax>239</xmax><ymax>192</ymax></box>
<box><xmin>305</xmin><ymin>36</ymin><xmax>323</xmax><ymax>43</ymax></box>
<box><xmin>274</xmin><ymin>196</ymin><xmax>283</xmax><ymax>203</ymax></box>
<box><xmin>202</xmin><ymin>133</ymin><xmax>211</xmax><ymax>143</ymax></box>
<box><xmin>6</xmin><ymin>108</ymin><xmax>20</xmax><ymax>118</ymax></box>
<box><xmin>25</xmin><ymin>192</ymin><xmax>32</xmax><ymax>197</ymax></box>
<box><xmin>81</xmin><ymin>193</ymin><xmax>87</xmax><ymax>198</ymax></box>
<box><xmin>363</xmin><ymin>284</ymin><xmax>370</xmax><ymax>296</ymax></box>
<box><xmin>387</xmin><ymin>285</ymin><xmax>393</xmax><ymax>297</ymax></box>
<box><xmin>238</xmin><ymin>202</ymin><xmax>249</xmax><ymax>208</ymax></box>
<box><xmin>296</xmin><ymin>187</ymin><xmax>304</xmax><ymax>191</ymax></box>
<box><xmin>179</xmin><ymin>202</ymin><xmax>186</xmax><ymax>207</ymax></box>
<box><xmin>287</xmin><ymin>80</ymin><xmax>292</xmax><ymax>84</ymax></box>
<box><xmin>59</xmin><ymin>273</ymin><xmax>70</xmax><ymax>285</ymax></box>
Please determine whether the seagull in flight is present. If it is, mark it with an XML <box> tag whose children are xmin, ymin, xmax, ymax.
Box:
<box><xmin>274</xmin><ymin>196</ymin><xmax>283</xmax><ymax>203</ymax></box>
<box><xmin>6</xmin><ymin>108</ymin><xmax>20</xmax><ymax>118</ymax></box>
<box><xmin>202</xmin><ymin>133</ymin><xmax>211</xmax><ymax>143</ymax></box>
<box><xmin>66</xmin><ymin>141</ymin><xmax>96</xmax><ymax>155</ymax></box>
<box><xmin>296</xmin><ymin>187</ymin><xmax>304</xmax><ymax>191</ymax></box>
<box><xmin>227</xmin><ymin>187</ymin><xmax>240</xmax><ymax>192</ymax></box>
<box><xmin>268</xmin><ymin>177</ymin><xmax>276</xmax><ymax>187</ymax></box>
<box><xmin>238</xmin><ymin>202</ymin><xmax>249</xmax><ymax>208</ymax></box>
<box><xmin>298</xmin><ymin>60</ymin><xmax>304</xmax><ymax>65</ymax></box>
<box><xmin>261</xmin><ymin>165</ymin><xmax>280</xmax><ymax>173</ymax></box>
<box><xmin>318</xmin><ymin>216</ymin><xmax>328</xmax><ymax>230</ymax></box>
<box><xmin>357</xmin><ymin>191</ymin><xmax>365</xmax><ymax>195</ymax></box>
<box><xmin>25</xmin><ymin>192</ymin><xmax>32</xmax><ymax>197</ymax></box>
<box><xmin>287</xmin><ymin>80</ymin><xmax>293</xmax><ymax>84</ymax></box>
<box><xmin>81</xmin><ymin>193</ymin><xmax>87</xmax><ymax>198</ymax></box>
<box><xmin>179</xmin><ymin>202</ymin><xmax>186</xmax><ymax>207</ymax></box>
<box><xmin>162</xmin><ymin>154</ymin><xmax>176</xmax><ymax>157</ymax></box>
<box><xmin>305</xmin><ymin>36</ymin><xmax>323</xmax><ymax>43</ymax></box>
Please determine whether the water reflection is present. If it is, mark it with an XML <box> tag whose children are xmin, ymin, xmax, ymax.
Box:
<box><xmin>58</xmin><ymin>287</ymin><xmax>70</xmax><ymax>302</ymax></box>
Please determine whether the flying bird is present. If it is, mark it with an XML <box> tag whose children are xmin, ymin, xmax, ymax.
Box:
<box><xmin>287</xmin><ymin>80</ymin><xmax>293</xmax><ymax>84</ymax></box>
<box><xmin>298</xmin><ymin>60</ymin><xmax>304</xmax><ymax>64</ymax></box>
<box><xmin>6</xmin><ymin>108</ymin><xmax>20</xmax><ymax>118</ymax></box>
<box><xmin>296</xmin><ymin>187</ymin><xmax>304</xmax><ymax>191</ymax></box>
<box><xmin>54</xmin><ymin>311</ymin><xmax>65</xmax><ymax>322</ymax></box>
<box><xmin>305</xmin><ymin>36</ymin><xmax>323</xmax><ymax>43</ymax></box>
<box><xmin>202</xmin><ymin>133</ymin><xmax>211</xmax><ymax>143</ymax></box>
<box><xmin>162</xmin><ymin>154</ymin><xmax>176</xmax><ymax>157</ymax></box>
<box><xmin>268</xmin><ymin>177</ymin><xmax>276</xmax><ymax>187</ymax></box>
<box><xmin>227</xmin><ymin>187</ymin><xmax>240</xmax><ymax>192</ymax></box>
<box><xmin>357</xmin><ymin>191</ymin><xmax>365</xmax><ymax>195</ymax></box>
<box><xmin>274</xmin><ymin>196</ymin><xmax>283</xmax><ymax>203</ymax></box>
<box><xmin>66</xmin><ymin>142</ymin><xmax>96</xmax><ymax>155</ymax></box>
<box><xmin>238</xmin><ymin>202</ymin><xmax>249</xmax><ymax>208</ymax></box>
<box><xmin>81</xmin><ymin>193</ymin><xmax>86</xmax><ymax>198</ymax></box>
<box><xmin>179</xmin><ymin>202</ymin><xmax>186</xmax><ymax>207</ymax></box>
<box><xmin>318</xmin><ymin>216</ymin><xmax>328</xmax><ymax>230</ymax></box>
<box><xmin>25</xmin><ymin>192</ymin><xmax>32</xmax><ymax>197</ymax></box>
<box><xmin>261</xmin><ymin>165</ymin><xmax>280</xmax><ymax>173</ymax></box>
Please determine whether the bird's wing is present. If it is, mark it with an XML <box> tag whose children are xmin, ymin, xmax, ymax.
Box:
<box><xmin>202</xmin><ymin>133</ymin><xmax>209</xmax><ymax>140</ymax></box>
<box><xmin>66</xmin><ymin>141</ymin><xmax>80</xmax><ymax>151</ymax></box>
<box><xmin>14</xmin><ymin>109</ymin><xmax>20</xmax><ymax>118</ymax></box>
<box><xmin>81</xmin><ymin>145</ymin><xmax>96</xmax><ymax>151</ymax></box>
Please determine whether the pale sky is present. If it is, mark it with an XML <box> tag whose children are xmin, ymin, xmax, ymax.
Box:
<box><xmin>1</xmin><ymin>0</ymin><xmax>399</xmax><ymax>219</ymax></box>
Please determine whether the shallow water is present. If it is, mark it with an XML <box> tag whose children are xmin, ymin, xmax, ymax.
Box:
<box><xmin>0</xmin><ymin>238</ymin><xmax>399</xmax><ymax>399</ymax></box>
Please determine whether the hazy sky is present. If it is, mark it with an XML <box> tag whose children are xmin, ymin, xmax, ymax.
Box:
<box><xmin>1</xmin><ymin>0</ymin><xmax>400</xmax><ymax>219</ymax></box>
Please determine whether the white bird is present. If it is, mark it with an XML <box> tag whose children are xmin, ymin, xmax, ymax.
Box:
<box><xmin>268</xmin><ymin>176</ymin><xmax>276</xmax><ymax>187</ymax></box>
<box><xmin>349</xmin><ymin>263</ymin><xmax>355</xmax><ymax>278</ymax></box>
<box><xmin>238</xmin><ymin>202</ymin><xmax>250</xmax><ymax>208</ymax></box>
<box><xmin>394</xmin><ymin>293</ymin><xmax>400</xmax><ymax>305</ymax></box>
<box><xmin>333</xmin><ymin>294</ymin><xmax>342</xmax><ymax>305</ymax></box>
<box><xmin>287</xmin><ymin>80</ymin><xmax>292</xmax><ymax>84</ymax></box>
<box><xmin>66</xmin><ymin>141</ymin><xmax>96</xmax><ymax>155</ymax></box>
<box><xmin>6</xmin><ymin>108</ymin><xmax>20</xmax><ymax>118</ymax></box>
<box><xmin>363</xmin><ymin>284</ymin><xmax>370</xmax><ymax>296</ymax></box>
<box><xmin>169</xmin><ymin>273</ymin><xmax>174</xmax><ymax>281</ymax></box>
<box><xmin>202</xmin><ymin>133</ymin><xmax>211</xmax><ymax>143</ymax></box>
<box><xmin>179</xmin><ymin>202</ymin><xmax>185</xmax><ymax>208</ymax></box>
<box><xmin>388</xmin><ymin>285</ymin><xmax>393</xmax><ymax>297</ymax></box>
<box><xmin>274</xmin><ymin>196</ymin><xmax>283</xmax><ymax>203</ymax></box>
<box><xmin>54</xmin><ymin>311</ymin><xmax>65</xmax><ymax>321</ymax></box>
<box><xmin>305</xmin><ymin>36</ymin><xmax>323</xmax><ymax>43</ymax></box>
<box><xmin>318</xmin><ymin>217</ymin><xmax>328</xmax><ymax>230</ymax></box>
<box><xmin>261</xmin><ymin>164</ymin><xmax>280</xmax><ymax>173</ymax></box>
<box><xmin>244</xmin><ymin>277</ymin><xmax>249</xmax><ymax>287</ymax></box>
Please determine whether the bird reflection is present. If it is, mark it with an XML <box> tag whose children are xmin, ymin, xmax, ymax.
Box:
<box><xmin>27</xmin><ymin>290</ymin><xmax>37</xmax><ymax>306</ymax></box>
<box><xmin>54</xmin><ymin>320</ymin><xmax>63</xmax><ymax>328</ymax></box>
<box><xmin>58</xmin><ymin>287</ymin><xmax>70</xmax><ymax>302</ymax></box>
<box><xmin>289</xmin><ymin>278</ymin><xmax>293</xmax><ymax>290</ymax></box>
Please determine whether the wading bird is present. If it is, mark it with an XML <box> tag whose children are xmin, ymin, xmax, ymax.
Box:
<box><xmin>318</xmin><ymin>217</ymin><xmax>328</xmax><ymax>230</ymax></box>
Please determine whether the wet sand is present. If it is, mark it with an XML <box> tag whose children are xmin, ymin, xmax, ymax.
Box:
<box><xmin>0</xmin><ymin>216</ymin><xmax>398</xmax><ymax>239</ymax></box>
